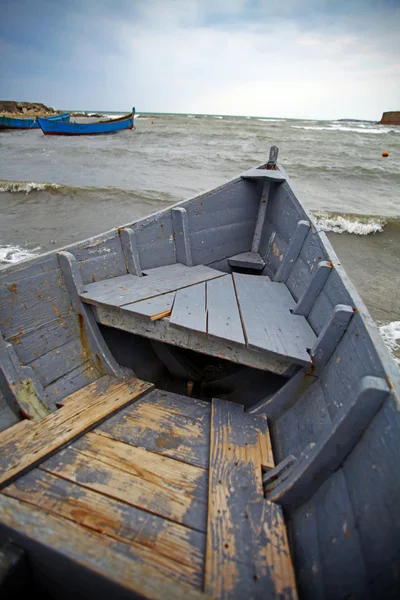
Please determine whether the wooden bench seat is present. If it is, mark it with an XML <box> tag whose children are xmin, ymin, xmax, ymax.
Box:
<box><xmin>79</xmin><ymin>264</ymin><xmax>316</xmax><ymax>373</ymax></box>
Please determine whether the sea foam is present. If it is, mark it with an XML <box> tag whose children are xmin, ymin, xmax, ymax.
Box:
<box><xmin>314</xmin><ymin>212</ymin><xmax>386</xmax><ymax>235</ymax></box>
<box><xmin>0</xmin><ymin>181</ymin><xmax>61</xmax><ymax>194</ymax></box>
<box><xmin>379</xmin><ymin>321</ymin><xmax>400</xmax><ymax>365</ymax></box>
<box><xmin>0</xmin><ymin>245</ymin><xmax>40</xmax><ymax>264</ymax></box>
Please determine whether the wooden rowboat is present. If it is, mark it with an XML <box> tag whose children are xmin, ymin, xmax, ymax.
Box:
<box><xmin>0</xmin><ymin>112</ymin><xmax>70</xmax><ymax>130</ymax></box>
<box><xmin>37</xmin><ymin>109</ymin><xmax>135</xmax><ymax>136</ymax></box>
<box><xmin>0</xmin><ymin>147</ymin><xmax>399</xmax><ymax>599</ymax></box>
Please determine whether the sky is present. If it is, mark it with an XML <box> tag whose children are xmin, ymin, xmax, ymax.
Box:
<box><xmin>0</xmin><ymin>0</ymin><xmax>399</xmax><ymax>120</ymax></box>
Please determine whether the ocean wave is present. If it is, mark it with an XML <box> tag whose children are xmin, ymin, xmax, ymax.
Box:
<box><xmin>379</xmin><ymin>321</ymin><xmax>400</xmax><ymax>365</ymax></box>
<box><xmin>258</xmin><ymin>118</ymin><xmax>284</xmax><ymax>123</ymax></box>
<box><xmin>0</xmin><ymin>180</ymin><xmax>62</xmax><ymax>194</ymax></box>
<box><xmin>0</xmin><ymin>245</ymin><xmax>40</xmax><ymax>264</ymax></box>
<box><xmin>292</xmin><ymin>124</ymin><xmax>398</xmax><ymax>134</ymax></box>
<box><xmin>313</xmin><ymin>212</ymin><xmax>387</xmax><ymax>235</ymax></box>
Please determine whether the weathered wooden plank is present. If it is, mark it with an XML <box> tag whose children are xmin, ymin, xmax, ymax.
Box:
<box><xmin>307</xmin><ymin>290</ymin><xmax>334</xmax><ymax>335</ymax></box>
<box><xmin>170</xmin><ymin>282</ymin><xmax>207</xmax><ymax>335</ymax></box>
<box><xmin>190</xmin><ymin>220</ymin><xmax>256</xmax><ymax>266</ymax></box>
<box><xmin>4</xmin><ymin>469</ymin><xmax>205</xmax><ymax>588</ymax></box>
<box><xmin>119</xmin><ymin>227</ymin><xmax>142</xmax><ymax>276</ymax></box>
<box><xmin>6</xmin><ymin>313</ymin><xmax>78</xmax><ymax>365</ymax></box>
<box><xmin>252</xmin><ymin>414</ymin><xmax>275</xmax><ymax>470</ymax></box>
<box><xmin>0</xmin><ymin>268</ymin><xmax>72</xmax><ymax>340</ymax></box>
<box><xmin>94</xmin><ymin>305</ymin><xmax>290</xmax><ymax>374</ymax></box>
<box><xmin>27</xmin><ymin>338</ymin><xmax>85</xmax><ymax>388</ymax></box>
<box><xmin>58</xmin><ymin>251</ymin><xmax>126</xmax><ymax>379</ymax></box>
<box><xmin>42</xmin><ymin>431</ymin><xmax>208</xmax><ymax>532</ymax></box>
<box><xmin>80</xmin><ymin>264</ymin><xmax>224</xmax><ymax>308</ymax></box>
<box><xmin>286</xmin><ymin>257</ymin><xmax>312</xmax><ymax>302</ymax></box>
<box><xmin>131</xmin><ymin>213</ymin><xmax>176</xmax><ymax>271</ymax></box>
<box><xmin>44</xmin><ymin>360</ymin><xmax>98</xmax><ymax>408</ymax></box>
<box><xmin>241</xmin><ymin>168</ymin><xmax>286</xmax><ymax>182</ymax></box>
<box><xmin>293</xmin><ymin>261</ymin><xmax>332</xmax><ymax>317</ymax></box>
<box><xmin>268</xmin><ymin>377</ymin><xmax>390</xmax><ymax>509</ymax></box>
<box><xmin>0</xmin><ymin>376</ymin><xmax>153</xmax><ymax>488</ymax></box>
<box><xmin>273</xmin><ymin>220</ymin><xmax>310</xmax><ymax>283</ymax></box>
<box><xmin>124</xmin><ymin>292</ymin><xmax>176</xmax><ymax>320</ymax></box>
<box><xmin>233</xmin><ymin>273</ymin><xmax>295</xmax><ymax>310</ymax></box>
<box><xmin>205</xmin><ymin>399</ymin><xmax>297</xmax><ymax>599</ymax></box>
<box><xmin>185</xmin><ymin>178</ymin><xmax>260</xmax><ymax>235</ymax></box>
<box><xmin>227</xmin><ymin>252</ymin><xmax>265</xmax><ymax>271</ymax></box>
<box><xmin>264</xmin><ymin>185</ymin><xmax>305</xmax><ymax>244</ymax></box>
<box><xmin>172</xmin><ymin>207</ymin><xmax>193</xmax><ymax>266</ymax></box>
<box><xmin>233</xmin><ymin>273</ymin><xmax>313</xmax><ymax>364</ymax></box>
<box><xmin>98</xmin><ymin>388</ymin><xmax>210</xmax><ymax>468</ymax></box>
<box><xmin>207</xmin><ymin>276</ymin><xmax>245</xmax><ymax>345</ymax></box>
<box><xmin>0</xmin><ymin>494</ymin><xmax>209</xmax><ymax>600</ymax></box>
<box><xmin>310</xmin><ymin>304</ymin><xmax>354</xmax><ymax>374</ymax></box>
<box><xmin>252</xmin><ymin>181</ymin><xmax>270</xmax><ymax>252</ymax></box>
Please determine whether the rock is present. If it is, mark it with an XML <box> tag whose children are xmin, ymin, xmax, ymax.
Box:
<box><xmin>0</xmin><ymin>100</ymin><xmax>56</xmax><ymax>117</ymax></box>
<box><xmin>378</xmin><ymin>111</ymin><xmax>400</xmax><ymax>125</ymax></box>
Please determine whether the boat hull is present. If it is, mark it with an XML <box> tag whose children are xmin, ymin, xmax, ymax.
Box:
<box><xmin>37</xmin><ymin>112</ymin><xmax>134</xmax><ymax>136</ymax></box>
<box><xmin>0</xmin><ymin>112</ymin><xmax>70</xmax><ymax>130</ymax></box>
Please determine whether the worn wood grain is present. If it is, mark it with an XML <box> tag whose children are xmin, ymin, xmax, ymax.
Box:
<box><xmin>41</xmin><ymin>431</ymin><xmax>208</xmax><ymax>532</ymax></box>
<box><xmin>0</xmin><ymin>494</ymin><xmax>209</xmax><ymax>600</ymax></box>
<box><xmin>273</xmin><ymin>221</ymin><xmax>310</xmax><ymax>283</ymax></box>
<box><xmin>227</xmin><ymin>252</ymin><xmax>266</xmax><ymax>271</ymax></box>
<box><xmin>98</xmin><ymin>389</ymin><xmax>211</xmax><ymax>468</ymax></box>
<box><xmin>207</xmin><ymin>275</ymin><xmax>245</xmax><ymax>345</ymax></box>
<box><xmin>119</xmin><ymin>227</ymin><xmax>143</xmax><ymax>276</ymax></box>
<box><xmin>0</xmin><ymin>376</ymin><xmax>153</xmax><ymax>488</ymax></box>
<box><xmin>205</xmin><ymin>399</ymin><xmax>297</xmax><ymax>599</ymax></box>
<box><xmin>252</xmin><ymin>181</ymin><xmax>270</xmax><ymax>252</ymax></box>
<box><xmin>123</xmin><ymin>291</ymin><xmax>176</xmax><ymax>320</ymax></box>
<box><xmin>172</xmin><ymin>207</ymin><xmax>193</xmax><ymax>266</ymax></box>
<box><xmin>233</xmin><ymin>273</ymin><xmax>314</xmax><ymax>364</ymax></box>
<box><xmin>95</xmin><ymin>305</ymin><xmax>290</xmax><ymax>374</ymax></box>
<box><xmin>293</xmin><ymin>261</ymin><xmax>332</xmax><ymax>317</ymax></box>
<box><xmin>252</xmin><ymin>414</ymin><xmax>275</xmax><ymax>470</ymax></box>
<box><xmin>170</xmin><ymin>283</ymin><xmax>207</xmax><ymax>335</ymax></box>
<box><xmin>80</xmin><ymin>264</ymin><xmax>224</xmax><ymax>308</ymax></box>
<box><xmin>4</xmin><ymin>468</ymin><xmax>205</xmax><ymax>588</ymax></box>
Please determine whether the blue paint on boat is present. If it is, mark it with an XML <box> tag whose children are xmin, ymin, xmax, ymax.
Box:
<box><xmin>37</xmin><ymin>109</ymin><xmax>135</xmax><ymax>136</ymax></box>
<box><xmin>0</xmin><ymin>113</ymin><xmax>70</xmax><ymax>131</ymax></box>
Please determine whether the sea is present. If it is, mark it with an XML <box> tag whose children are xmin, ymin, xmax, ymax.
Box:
<box><xmin>0</xmin><ymin>112</ymin><xmax>399</xmax><ymax>363</ymax></box>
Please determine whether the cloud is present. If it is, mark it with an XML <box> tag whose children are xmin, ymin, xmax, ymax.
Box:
<box><xmin>0</xmin><ymin>0</ymin><xmax>399</xmax><ymax>119</ymax></box>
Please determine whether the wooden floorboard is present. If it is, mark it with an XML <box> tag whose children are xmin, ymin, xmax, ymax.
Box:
<box><xmin>206</xmin><ymin>276</ymin><xmax>245</xmax><ymax>346</ymax></box>
<box><xmin>40</xmin><ymin>431</ymin><xmax>208</xmax><ymax>532</ymax></box>
<box><xmin>123</xmin><ymin>291</ymin><xmax>176</xmax><ymax>320</ymax></box>
<box><xmin>0</xmin><ymin>376</ymin><xmax>153</xmax><ymax>489</ymax></box>
<box><xmin>205</xmin><ymin>398</ymin><xmax>297</xmax><ymax>599</ymax></box>
<box><xmin>0</xmin><ymin>494</ymin><xmax>209</xmax><ymax>600</ymax></box>
<box><xmin>4</xmin><ymin>468</ymin><xmax>205</xmax><ymax>589</ymax></box>
<box><xmin>97</xmin><ymin>389</ymin><xmax>211</xmax><ymax>469</ymax></box>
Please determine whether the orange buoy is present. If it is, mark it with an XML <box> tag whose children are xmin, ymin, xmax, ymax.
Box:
<box><xmin>151</xmin><ymin>120</ymin><xmax>154</xmax><ymax>124</ymax></box>
<box><xmin>382</xmin><ymin>151</ymin><xmax>389</xmax><ymax>157</ymax></box>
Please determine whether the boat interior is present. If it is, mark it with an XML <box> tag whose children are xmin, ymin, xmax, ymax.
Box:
<box><xmin>0</xmin><ymin>150</ymin><xmax>399</xmax><ymax>599</ymax></box>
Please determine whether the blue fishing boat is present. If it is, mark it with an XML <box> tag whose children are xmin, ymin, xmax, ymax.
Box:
<box><xmin>0</xmin><ymin>112</ymin><xmax>70</xmax><ymax>130</ymax></box>
<box><xmin>37</xmin><ymin>109</ymin><xmax>135</xmax><ymax>136</ymax></box>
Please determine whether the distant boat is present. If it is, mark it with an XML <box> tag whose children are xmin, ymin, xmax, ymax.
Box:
<box><xmin>0</xmin><ymin>112</ymin><xmax>70</xmax><ymax>131</ymax></box>
<box><xmin>37</xmin><ymin>109</ymin><xmax>135</xmax><ymax>136</ymax></box>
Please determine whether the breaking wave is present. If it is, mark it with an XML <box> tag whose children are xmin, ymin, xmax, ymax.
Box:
<box><xmin>292</xmin><ymin>124</ymin><xmax>398</xmax><ymax>134</ymax></box>
<box><xmin>313</xmin><ymin>211</ymin><xmax>390</xmax><ymax>235</ymax></box>
<box><xmin>0</xmin><ymin>245</ymin><xmax>41</xmax><ymax>264</ymax></box>
<box><xmin>379</xmin><ymin>321</ymin><xmax>400</xmax><ymax>366</ymax></box>
<box><xmin>0</xmin><ymin>180</ymin><xmax>62</xmax><ymax>194</ymax></box>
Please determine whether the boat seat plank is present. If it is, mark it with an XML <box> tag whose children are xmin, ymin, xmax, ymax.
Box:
<box><xmin>205</xmin><ymin>399</ymin><xmax>297</xmax><ymax>599</ymax></box>
<box><xmin>170</xmin><ymin>282</ymin><xmax>207</xmax><ymax>334</ymax></box>
<box><xmin>206</xmin><ymin>275</ymin><xmax>245</xmax><ymax>345</ymax></box>
<box><xmin>233</xmin><ymin>272</ymin><xmax>316</xmax><ymax>364</ymax></box>
<box><xmin>228</xmin><ymin>251</ymin><xmax>266</xmax><ymax>271</ymax></box>
<box><xmin>0</xmin><ymin>376</ymin><xmax>153</xmax><ymax>490</ymax></box>
<box><xmin>4</xmin><ymin>469</ymin><xmax>205</xmax><ymax>589</ymax></box>
<box><xmin>0</xmin><ymin>494</ymin><xmax>209</xmax><ymax>600</ymax></box>
<box><xmin>40</xmin><ymin>431</ymin><xmax>208</xmax><ymax>532</ymax></box>
<box><xmin>241</xmin><ymin>167</ymin><xmax>286</xmax><ymax>182</ymax></box>
<box><xmin>97</xmin><ymin>388</ymin><xmax>211</xmax><ymax>468</ymax></box>
<box><xmin>124</xmin><ymin>291</ymin><xmax>176</xmax><ymax>320</ymax></box>
<box><xmin>80</xmin><ymin>263</ymin><xmax>224</xmax><ymax>308</ymax></box>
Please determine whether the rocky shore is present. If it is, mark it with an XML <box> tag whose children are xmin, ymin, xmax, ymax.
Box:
<box><xmin>0</xmin><ymin>100</ymin><xmax>60</xmax><ymax>118</ymax></box>
<box><xmin>378</xmin><ymin>111</ymin><xmax>400</xmax><ymax>125</ymax></box>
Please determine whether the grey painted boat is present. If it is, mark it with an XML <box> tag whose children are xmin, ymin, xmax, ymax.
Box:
<box><xmin>0</xmin><ymin>147</ymin><xmax>399</xmax><ymax>599</ymax></box>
